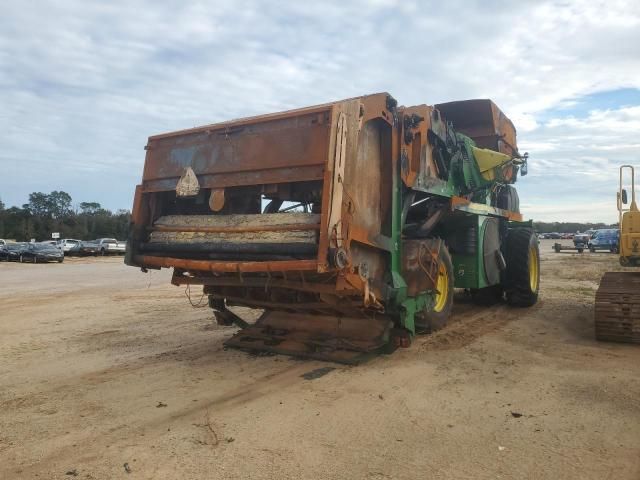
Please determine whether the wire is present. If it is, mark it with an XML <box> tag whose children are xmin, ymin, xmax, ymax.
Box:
<box><xmin>184</xmin><ymin>281</ymin><xmax>208</xmax><ymax>308</ymax></box>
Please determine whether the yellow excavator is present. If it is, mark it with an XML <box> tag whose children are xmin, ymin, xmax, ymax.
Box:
<box><xmin>595</xmin><ymin>165</ymin><xmax>640</xmax><ymax>343</ymax></box>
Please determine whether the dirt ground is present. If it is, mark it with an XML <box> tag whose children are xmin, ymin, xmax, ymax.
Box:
<box><xmin>1</xmin><ymin>240</ymin><xmax>639</xmax><ymax>479</ymax></box>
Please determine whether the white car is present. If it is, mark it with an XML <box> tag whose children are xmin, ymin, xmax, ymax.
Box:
<box><xmin>57</xmin><ymin>238</ymin><xmax>82</xmax><ymax>253</ymax></box>
<box><xmin>95</xmin><ymin>238</ymin><xmax>127</xmax><ymax>255</ymax></box>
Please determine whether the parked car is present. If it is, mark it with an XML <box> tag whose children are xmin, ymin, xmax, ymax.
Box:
<box><xmin>0</xmin><ymin>242</ymin><xmax>28</xmax><ymax>261</ymax></box>
<box><xmin>16</xmin><ymin>243</ymin><xmax>64</xmax><ymax>263</ymax></box>
<box><xmin>67</xmin><ymin>240</ymin><xmax>101</xmax><ymax>256</ymax></box>
<box><xmin>588</xmin><ymin>229</ymin><xmax>620</xmax><ymax>253</ymax></box>
<box><xmin>545</xmin><ymin>232</ymin><xmax>562</xmax><ymax>239</ymax></box>
<box><xmin>56</xmin><ymin>238</ymin><xmax>82</xmax><ymax>254</ymax></box>
<box><xmin>0</xmin><ymin>239</ymin><xmax>6</xmax><ymax>247</ymax></box>
<box><xmin>94</xmin><ymin>238</ymin><xmax>126</xmax><ymax>255</ymax></box>
<box><xmin>41</xmin><ymin>240</ymin><xmax>63</xmax><ymax>250</ymax></box>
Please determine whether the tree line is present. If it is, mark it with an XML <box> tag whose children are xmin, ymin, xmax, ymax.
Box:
<box><xmin>0</xmin><ymin>191</ymin><xmax>130</xmax><ymax>242</ymax></box>
<box><xmin>0</xmin><ymin>192</ymin><xmax>617</xmax><ymax>241</ymax></box>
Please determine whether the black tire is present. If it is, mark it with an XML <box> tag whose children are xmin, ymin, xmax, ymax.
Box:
<box><xmin>589</xmin><ymin>246</ymin><xmax>596</xmax><ymax>253</ymax></box>
<box><xmin>100</xmin><ymin>248</ymin><xmax>106</xmax><ymax>256</ymax></box>
<box><xmin>495</xmin><ymin>185</ymin><xmax>520</xmax><ymax>213</ymax></box>
<box><xmin>19</xmin><ymin>255</ymin><xmax>24</xmax><ymax>263</ymax></box>
<box><xmin>471</xmin><ymin>285</ymin><xmax>504</xmax><ymax>306</ymax></box>
<box><xmin>577</xmin><ymin>248</ymin><xmax>584</xmax><ymax>253</ymax></box>
<box><xmin>611</xmin><ymin>245</ymin><xmax>619</xmax><ymax>254</ymax></box>
<box><xmin>505</xmin><ymin>228</ymin><xmax>539</xmax><ymax>307</ymax></box>
<box><xmin>415</xmin><ymin>246</ymin><xmax>454</xmax><ymax>333</ymax></box>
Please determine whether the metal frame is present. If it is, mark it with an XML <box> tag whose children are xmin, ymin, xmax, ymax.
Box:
<box><xmin>126</xmin><ymin>93</ymin><xmax>528</xmax><ymax>352</ymax></box>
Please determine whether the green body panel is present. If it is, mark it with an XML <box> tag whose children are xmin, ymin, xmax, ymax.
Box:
<box><xmin>413</xmin><ymin>133</ymin><xmax>500</xmax><ymax>201</ymax></box>
<box><xmin>450</xmin><ymin>215</ymin><xmax>495</xmax><ymax>290</ymax></box>
<box><xmin>388</xmin><ymin>130</ymin><xmax>526</xmax><ymax>335</ymax></box>
<box><xmin>389</xmin><ymin>144</ymin><xmax>413</xmax><ymax>332</ymax></box>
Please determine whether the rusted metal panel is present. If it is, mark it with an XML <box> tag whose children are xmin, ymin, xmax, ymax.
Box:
<box><xmin>135</xmin><ymin>255</ymin><xmax>318</xmax><ymax>273</ymax></box>
<box><xmin>142</xmin><ymin>111</ymin><xmax>331</xmax><ymax>191</ymax></box>
<box><xmin>141</xmin><ymin>165</ymin><xmax>326</xmax><ymax>192</ymax></box>
<box><xmin>402</xmin><ymin>238</ymin><xmax>441</xmax><ymax>296</ymax></box>
<box><xmin>223</xmin><ymin>311</ymin><xmax>393</xmax><ymax>364</ymax></box>
<box><xmin>317</xmin><ymin>93</ymin><xmax>396</xmax><ymax>273</ymax></box>
<box><xmin>398</xmin><ymin>104</ymin><xmax>442</xmax><ymax>188</ymax></box>
<box><xmin>434</xmin><ymin>99</ymin><xmax>518</xmax><ymax>156</ymax></box>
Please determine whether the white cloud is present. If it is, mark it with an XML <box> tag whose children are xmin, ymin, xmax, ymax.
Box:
<box><xmin>517</xmin><ymin>104</ymin><xmax>640</xmax><ymax>222</ymax></box>
<box><xmin>0</xmin><ymin>0</ymin><xmax>639</xmax><ymax>221</ymax></box>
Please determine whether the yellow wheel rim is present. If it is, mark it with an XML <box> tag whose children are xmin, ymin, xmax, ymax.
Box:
<box><xmin>529</xmin><ymin>246</ymin><xmax>539</xmax><ymax>292</ymax></box>
<box><xmin>433</xmin><ymin>261</ymin><xmax>449</xmax><ymax>313</ymax></box>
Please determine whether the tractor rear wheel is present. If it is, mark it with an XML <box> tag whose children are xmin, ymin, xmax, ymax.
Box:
<box><xmin>415</xmin><ymin>246</ymin><xmax>454</xmax><ymax>333</ymax></box>
<box><xmin>505</xmin><ymin>228</ymin><xmax>540</xmax><ymax>307</ymax></box>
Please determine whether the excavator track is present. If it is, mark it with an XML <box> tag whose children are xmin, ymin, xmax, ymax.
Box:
<box><xmin>595</xmin><ymin>272</ymin><xmax>640</xmax><ymax>343</ymax></box>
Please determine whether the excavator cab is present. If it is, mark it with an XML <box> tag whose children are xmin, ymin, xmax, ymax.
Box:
<box><xmin>618</xmin><ymin>165</ymin><xmax>640</xmax><ymax>266</ymax></box>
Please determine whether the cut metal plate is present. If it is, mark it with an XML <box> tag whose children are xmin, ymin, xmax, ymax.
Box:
<box><xmin>224</xmin><ymin>311</ymin><xmax>392</xmax><ymax>364</ymax></box>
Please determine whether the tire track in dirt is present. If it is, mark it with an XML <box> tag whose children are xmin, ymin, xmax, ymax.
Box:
<box><xmin>4</xmin><ymin>358</ymin><xmax>325</xmax><ymax>478</ymax></box>
<box><xmin>417</xmin><ymin>302</ymin><xmax>542</xmax><ymax>351</ymax></box>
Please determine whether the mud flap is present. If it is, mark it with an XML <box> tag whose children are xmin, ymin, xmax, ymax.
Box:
<box><xmin>224</xmin><ymin>311</ymin><xmax>393</xmax><ymax>364</ymax></box>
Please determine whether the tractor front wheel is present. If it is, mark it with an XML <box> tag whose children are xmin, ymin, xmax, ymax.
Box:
<box><xmin>505</xmin><ymin>228</ymin><xmax>540</xmax><ymax>307</ymax></box>
<box><xmin>415</xmin><ymin>246</ymin><xmax>454</xmax><ymax>333</ymax></box>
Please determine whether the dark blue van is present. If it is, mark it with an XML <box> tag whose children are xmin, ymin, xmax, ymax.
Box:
<box><xmin>588</xmin><ymin>229</ymin><xmax>620</xmax><ymax>253</ymax></box>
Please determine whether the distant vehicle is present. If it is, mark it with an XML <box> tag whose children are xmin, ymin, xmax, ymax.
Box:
<box><xmin>56</xmin><ymin>238</ymin><xmax>82</xmax><ymax>253</ymax></box>
<box><xmin>67</xmin><ymin>240</ymin><xmax>101</xmax><ymax>256</ymax></box>
<box><xmin>0</xmin><ymin>243</ymin><xmax>27</xmax><ymax>261</ymax></box>
<box><xmin>0</xmin><ymin>239</ymin><xmax>6</xmax><ymax>247</ymax></box>
<box><xmin>16</xmin><ymin>243</ymin><xmax>64</xmax><ymax>263</ymax></box>
<box><xmin>561</xmin><ymin>233</ymin><xmax>574</xmax><ymax>239</ymax></box>
<box><xmin>546</xmin><ymin>232</ymin><xmax>561</xmax><ymax>239</ymax></box>
<box><xmin>589</xmin><ymin>229</ymin><xmax>620</xmax><ymax>253</ymax></box>
<box><xmin>41</xmin><ymin>240</ymin><xmax>63</xmax><ymax>250</ymax></box>
<box><xmin>573</xmin><ymin>233</ymin><xmax>591</xmax><ymax>253</ymax></box>
<box><xmin>538</xmin><ymin>233</ymin><xmax>547</xmax><ymax>239</ymax></box>
<box><xmin>94</xmin><ymin>238</ymin><xmax>126</xmax><ymax>255</ymax></box>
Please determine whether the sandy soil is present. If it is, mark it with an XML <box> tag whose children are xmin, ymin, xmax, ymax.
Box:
<box><xmin>1</xmin><ymin>240</ymin><xmax>639</xmax><ymax>479</ymax></box>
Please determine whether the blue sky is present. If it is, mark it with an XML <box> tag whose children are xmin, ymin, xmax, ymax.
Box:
<box><xmin>1</xmin><ymin>0</ymin><xmax>639</xmax><ymax>222</ymax></box>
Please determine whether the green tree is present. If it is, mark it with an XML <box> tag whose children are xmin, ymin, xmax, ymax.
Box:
<box><xmin>49</xmin><ymin>191</ymin><xmax>72</xmax><ymax>218</ymax></box>
<box><xmin>24</xmin><ymin>191</ymin><xmax>72</xmax><ymax>218</ymax></box>
<box><xmin>25</xmin><ymin>192</ymin><xmax>50</xmax><ymax>216</ymax></box>
<box><xmin>79</xmin><ymin>202</ymin><xmax>102</xmax><ymax>215</ymax></box>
